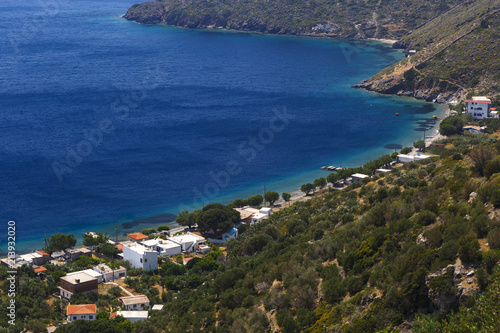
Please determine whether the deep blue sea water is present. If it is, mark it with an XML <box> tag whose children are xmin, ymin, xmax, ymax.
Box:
<box><xmin>0</xmin><ymin>0</ymin><xmax>445</xmax><ymax>252</ymax></box>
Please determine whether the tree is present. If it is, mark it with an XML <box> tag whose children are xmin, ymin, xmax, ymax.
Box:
<box><xmin>248</xmin><ymin>195</ymin><xmax>264</xmax><ymax>206</ymax></box>
<box><xmin>97</xmin><ymin>310</ymin><xmax>110</xmax><ymax>320</ymax></box>
<box><xmin>439</xmin><ymin>115</ymin><xmax>463</xmax><ymax>136</ymax></box>
<box><xmin>327</xmin><ymin>173</ymin><xmax>338</xmax><ymax>185</ymax></box>
<box><xmin>97</xmin><ymin>243</ymin><xmax>120</xmax><ymax>257</ymax></box>
<box><xmin>470</xmin><ymin>145</ymin><xmax>496</xmax><ymax>176</ymax></box>
<box><xmin>264</xmin><ymin>191</ymin><xmax>279</xmax><ymax>206</ymax></box>
<box><xmin>413</xmin><ymin>140</ymin><xmax>426</xmax><ymax>151</ymax></box>
<box><xmin>282</xmin><ymin>192</ymin><xmax>291</xmax><ymax>202</ymax></box>
<box><xmin>157</xmin><ymin>225</ymin><xmax>170</xmax><ymax>232</ymax></box>
<box><xmin>300</xmin><ymin>183</ymin><xmax>315</xmax><ymax>195</ymax></box>
<box><xmin>488</xmin><ymin>228</ymin><xmax>500</xmax><ymax>250</ymax></box>
<box><xmin>44</xmin><ymin>233</ymin><xmax>76</xmax><ymax>254</ymax></box>
<box><xmin>176</xmin><ymin>210</ymin><xmax>197</xmax><ymax>229</ymax></box>
<box><xmin>197</xmin><ymin>203</ymin><xmax>240</xmax><ymax>233</ymax></box>
<box><xmin>400</xmin><ymin>147</ymin><xmax>412</xmax><ymax>154</ymax></box>
<box><xmin>141</xmin><ymin>228</ymin><xmax>156</xmax><ymax>236</ymax></box>
<box><xmin>313</xmin><ymin>177</ymin><xmax>327</xmax><ymax>189</ymax></box>
<box><xmin>83</xmin><ymin>232</ymin><xmax>109</xmax><ymax>247</ymax></box>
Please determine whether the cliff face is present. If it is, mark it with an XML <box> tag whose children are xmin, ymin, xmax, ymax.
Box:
<box><xmin>123</xmin><ymin>0</ymin><xmax>463</xmax><ymax>40</ymax></box>
<box><xmin>356</xmin><ymin>0</ymin><xmax>500</xmax><ymax>102</ymax></box>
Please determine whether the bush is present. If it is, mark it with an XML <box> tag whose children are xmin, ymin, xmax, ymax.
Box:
<box><xmin>439</xmin><ymin>115</ymin><xmax>463</xmax><ymax>136</ymax></box>
<box><xmin>488</xmin><ymin>228</ymin><xmax>500</xmax><ymax>250</ymax></box>
<box><xmin>459</xmin><ymin>240</ymin><xmax>481</xmax><ymax>265</ymax></box>
<box><xmin>415</xmin><ymin>210</ymin><xmax>436</xmax><ymax>226</ymax></box>
<box><xmin>400</xmin><ymin>147</ymin><xmax>412</xmax><ymax>154</ymax></box>
<box><xmin>439</xmin><ymin>240</ymin><xmax>459</xmax><ymax>261</ymax></box>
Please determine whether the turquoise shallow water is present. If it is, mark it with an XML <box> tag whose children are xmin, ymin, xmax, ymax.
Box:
<box><xmin>0</xmin><ymin>0</ymin><xmax>445</xmax><ymax>253</ymax></box>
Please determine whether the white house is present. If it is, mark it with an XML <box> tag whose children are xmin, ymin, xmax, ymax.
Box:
<box><xmin>221</xmin><ymin>227</ymin><xmax>238</xmax><ymax>242</ymax></box>
<box><xmin>351</xmin><ymin>173</ymin><xmax>370</xmax><ymax>183</ymax></box>
<box><xmin>168</xmin><ymin>232</ymin><xmax>207</xmax><ymax>253</ymax></box>
<box><xmin>123</xmin><ymin>243</ymin><xmax>158</xmax><ymax>271</ymax></box>
<box><xmin>110</xmin><ymin>311</ymin><xmax>148</xmax><ymax>323</ymax></box>
<box><xmin>397</xmin><ymin>154</ymin><xmax>432</xmax><ymax>163</ymax></box>
<box><xmin>93</xmin><ymin>264</ymin><xmax>127</xmax><ymax>282</ymax></box>
<box><xmin>259</xmin><ymin>207</ymin><xmax>273</xmax><ymax>217</ymax></box>
<box><xmin>120</xmin><ymin>295</ymin><xmax>150</xmax><ymax>310</ymax></box>
<box><xmin>375</xmin><ymin>168</ymin><xmax>391</xmax><ymax>174</ymax></box>
<box><xmin>466</xmin><ymin>97</ymin><xmax>492</xmax><ymax>120</ymax></box>
<box><xmin>67</xmin><ymin>304</ymin><xmax>96</xmax><ymax>322</ymax></box>
<box><xmin>142</xmin><ymin>238</ymin><xmax>183</xmax><ymax>256</ymax></box>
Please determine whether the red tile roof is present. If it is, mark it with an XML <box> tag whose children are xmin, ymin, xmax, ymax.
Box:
<box><xmin>110</xmin><ymin>311</ymin><xmax>117</xmax><ymax>319</ymax></box>
<box><xmin>127</xmin><ymin>232</ymin><xmax>149</xmax><ymax>241</ymax></box>
<box><xmin>465</xmin><ymin>100</ymin><xmax>492</xmax><ymax>104</ymax></box>
<box><xmin>37</xmin><ymin>250</ymin><xmax>50</xmax><ymax>256</ymax></box>
<box><xmin>491</xmin><ymin>107</ymin><xmax>497</xmax><ymax>111</ymax></box>
<box><xmin>34</xmin><ymin>266</ymin><xmax>47</xmax><ymax>273</ymax></box>
<box><xmin>183</xmin><ymin>257</ymin><xmax>194</xmax><ymax>264</ymax></box>
<box><xmin>116</xmin><ymin>244</ymin><xmax>123</xmax><ymax>251</ymax></box>
<box><xmin>67</xmin><ymin>304</ymin><xmax>97</xmax><ymax>316</ymax></box>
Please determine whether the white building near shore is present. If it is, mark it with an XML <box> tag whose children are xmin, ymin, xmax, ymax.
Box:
<box><xmin>123</xmin><ymin>243</ymin><xmax>158</xmax><ymax>271</ymax></box>
<box><xmin>466</xmin><ymin>97</ymin><xmax>492</xmax><ymax>120</ymax></box>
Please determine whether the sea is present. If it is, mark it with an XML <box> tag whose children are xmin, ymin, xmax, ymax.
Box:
<box><xmin>0</xmin><ymin>0</ymin><xmax>446</xmax><ymax>253</ymax></box>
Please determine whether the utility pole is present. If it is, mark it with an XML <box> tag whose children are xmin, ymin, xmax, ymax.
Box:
<box><xmin>264</xmin><ymin>183</ymin><xmax>267</xmax><ymax>206</ymax></box>
<box><xmin>113</xmin><ymin>221</ymin><xmax>117</xmax><ymax>282</ymax></box>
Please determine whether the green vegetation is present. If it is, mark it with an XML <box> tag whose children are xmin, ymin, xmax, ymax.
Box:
<box><xmin>83</xmin><ymin>232</ymin><xmax>110</xmax><ymax>247</ymax></box>
<box><xmin>365</xmin><ymin>0</ymin><xmax>500</xmax><ymax>99</ymax></box>
<box><xmin>282</xmin><ymin>192</ymin><xmax>291</xmax><ymax>202</ymax></box>
<box><xmin>264</xmin><ymin>191</ymin><xmax>279</xmax><ymax>206</ymax></box>
<box><xmin>124</xmin><ymin>0</ymin><xmax>462</xmax><ymax>40</ymax></box>
<box><xmin>6</xmin><ymin>124</ymin><xmax>500</xmax><ymax>333</ymax></box>
<box><xmin>44</xmin><ymin>233</ymin><xmax>77</xmax><ymax>254</ymax></box>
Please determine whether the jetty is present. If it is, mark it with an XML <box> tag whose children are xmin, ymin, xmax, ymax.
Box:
<box><xmin>321</xmin><ymin>166</ymin><xmax>343</xmax><ymax>171</ymax></box>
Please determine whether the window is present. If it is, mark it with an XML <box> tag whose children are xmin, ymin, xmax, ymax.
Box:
<box><xmin>73</xmin><ymin>316</ymin><xmax>77</xmax><ymax>320</ymax></box>
<box><xmin>89</xmin><ymin>315</ymin><xmax>93</xmax><ymax>319</ymax></box>
<box><xmin>140</xmin><ymin>258</ymin><xmax>143</xmax><ymax>263</ymax></box>
<box><xmin>145</xmin><ymin>258</ymin><xmax>147</xmax><ymax>262</ymax></box>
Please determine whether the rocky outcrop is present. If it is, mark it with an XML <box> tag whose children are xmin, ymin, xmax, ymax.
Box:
<box><xmin>353</xmin><ymin>77</ymin><xmax>462</xmax><ymax>103</ymax></box>
<box><xmin>426</xmin><ymin>262</ymin><xmax>479</xmax><ymax>315</ymax></box>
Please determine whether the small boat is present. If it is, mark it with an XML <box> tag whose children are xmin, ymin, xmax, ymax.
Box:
<box><xmin>321</xmin><ymin>166</ymin><xmax>328</xmax><ymax>170</ymax></box>
<box><xmin>395</xmin><ymin>113</ymin><xmax>400</xmax><ymax>116</ymax></box>
<box><xmin>327</xmin><ymin>166</ymin><xmax>337</xmax><ymax>171</ymax></box>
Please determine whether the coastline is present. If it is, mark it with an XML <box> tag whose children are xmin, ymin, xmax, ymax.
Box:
<box><xmin>2</xmin><ymin>18</ymin><xmax>449</xmax><ymax>256</ymax></box>
<box><xmin>3</xmin><ymin>95</ymin><xmax>449</xmax><ymax>256</ymax></box>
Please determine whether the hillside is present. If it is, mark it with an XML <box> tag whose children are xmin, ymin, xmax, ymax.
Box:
<box><xmin>5</xmin><ymin>117</ymin><xmax>500</xmax><ymax>332</ymax></box>
<box><xmin>123</xmin><ymin>0</ymin><xmax>462</xmax><ymax>40</ymax></box>
<box><xmin>356</xmin><ymin>0</ymin><xmax>500</xmax><ymax>102</ymax></box>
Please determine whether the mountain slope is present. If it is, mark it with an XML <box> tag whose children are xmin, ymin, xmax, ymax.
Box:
<box><xmin>356</xmin><ymin>0</ymin><xmax>500</xmax><ymax>102</ymax></box>
<box><xmin>123</xmin><ymin>0</ymin><xmax>462</xmax><ymax>40</ymax></box>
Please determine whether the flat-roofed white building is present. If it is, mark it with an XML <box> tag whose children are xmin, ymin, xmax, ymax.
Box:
<box><xmin>168</xmin><ymin>232</ymin><xmax>207</xmax><ymax>253</ymax></box>
<box><xmin>466</xmin><ymin>97</ymin><xmax>492</xmax><ymax>120</ymax></box>
<box><xmin>93</xmin><ymin>264</ymin><xmax>127</xmax><ymax>282</ymax></box>
<box><xmin>351</xmin><ymin>173</ymin><xmax>370</xmax><ymax>183</ymax></box>
<box><xmin>123</xmin><ymin>243</ymin><xmax>158</xmax><ymax>271</ymax></box>
<box><xmin>67</xmin><ymin>269</ymin><xmax>103</xmax><ymax>284</ymax></box>
<box><xmin>142</xmin><ymin>238</ymin><xmax>183</xmax><ymax>256</ymax></box>
<box><xmin>110</xmin><ymin>310</ymin><xmax>148</xmax><ymax>322</ymax></box>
